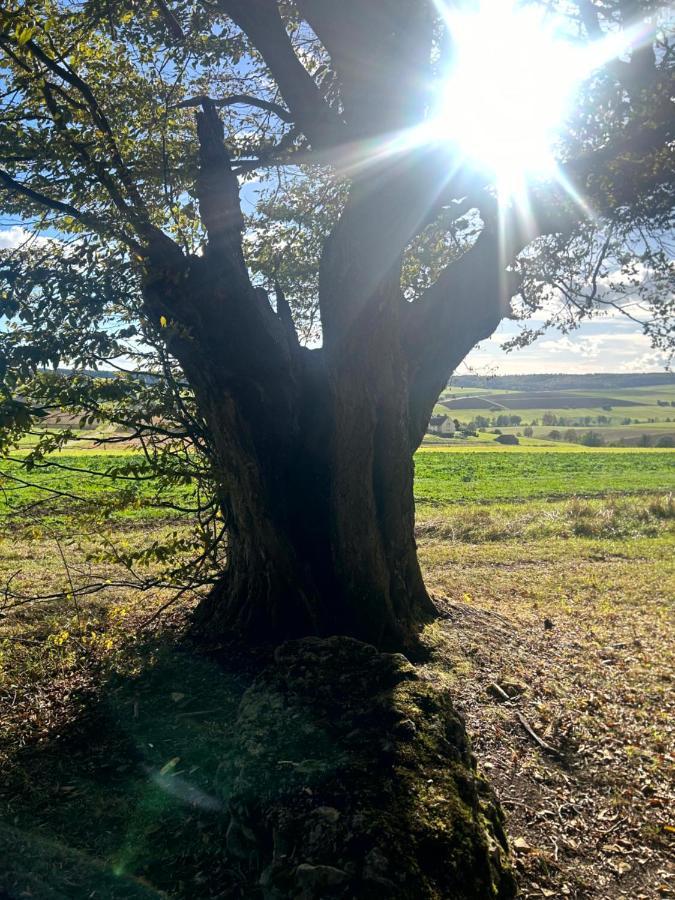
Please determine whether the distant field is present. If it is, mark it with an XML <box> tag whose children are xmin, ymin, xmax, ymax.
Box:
<box><xmin>441</xmin><ymin>391</ymin><xmax>639</xmax><ymax>409</ymax></box>
<box><xmin>432</xmin><ymin>382</ymin><xmax>675</xmax><ymax>448</ymax></box>
<box><xmin>414</xmin><ymin>449</ymin><xmax>675</xmax><ymax>503</ymax></box>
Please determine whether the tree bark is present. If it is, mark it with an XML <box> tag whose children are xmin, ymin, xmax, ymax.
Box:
<box><xmin>189</xmin><ymin>335</ymin><xmax>436</xmax><ymax>654</ymax></box>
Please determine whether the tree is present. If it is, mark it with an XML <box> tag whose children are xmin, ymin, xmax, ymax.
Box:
<box><xmin>0</xmin><ymin>0</ymin><xmax>673</xmax><ymax>652</ymax></box>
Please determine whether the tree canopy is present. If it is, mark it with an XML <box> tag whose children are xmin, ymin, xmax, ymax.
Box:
<box><xmin>0</xmin><ymin>0</ymin><xmax>673</xmax><ymax>644</ymax></box>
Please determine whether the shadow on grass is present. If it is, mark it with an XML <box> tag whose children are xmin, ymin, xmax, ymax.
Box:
<box><xmin>0</xmin><ymin>639</ymin><xmax>253</xmax><ymax>899</ymax></box>
<box><xmin>1</xmin><ymin>635</ymin><xmax>516</xmax><ymax>900</ymax></box>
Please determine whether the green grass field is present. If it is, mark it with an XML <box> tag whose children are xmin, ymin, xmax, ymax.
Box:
<box><xmin>1</xmin><ymin>447</ymin><xmax>673</xmax><ymax>521</ymax></box>
<box><xmin>415</xmin><ymin>448</ymin><xmax>675</xmax><ymax>503</ymax></box>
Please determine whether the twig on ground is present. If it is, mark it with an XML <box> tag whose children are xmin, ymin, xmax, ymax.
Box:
<box><xmin>516</xmin><ymin>711</ymin><xmax>561</xmax><ymax>757</ymax></box>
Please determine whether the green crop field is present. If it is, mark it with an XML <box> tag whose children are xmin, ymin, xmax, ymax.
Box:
<box><xmin>414</xmin><ymin>448</ymin><xmax>675</xmax><ymax>503</ymax></box>
<box><xmin>2</xmin><ymin>446</ymin><xmax>673</xmax><ymax>521</ymax></box>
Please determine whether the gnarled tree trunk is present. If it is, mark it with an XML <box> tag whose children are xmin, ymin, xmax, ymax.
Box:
<box><xmin>186</xmin><ymin>306</ymin><xmax>436</xmax><ymax>653</ymax></box>
<box><xmin>139</xmin><ymin>92</ymin><xmax>509</xmax><ymax>656</ymax></box>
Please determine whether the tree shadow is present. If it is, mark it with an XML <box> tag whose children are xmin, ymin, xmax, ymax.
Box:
<box><xmin>0</xmin><ymin>639</ymin><xmax>252</xmax><ymax>898</ymax></box>
<box><xmin>1</xmin><ymin>635</ymin><xmax>515</xmax><ymax>899</ymax></box>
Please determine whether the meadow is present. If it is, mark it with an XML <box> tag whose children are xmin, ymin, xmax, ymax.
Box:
<box><xmin>1</xmin><ymin>446</ymin><xmax>674</xmax><ymax>522</ymax></box>
<box><xmin>0</xmin><ymin>443</ymin><xmax>673</xmax><ymax>899</ymax></box>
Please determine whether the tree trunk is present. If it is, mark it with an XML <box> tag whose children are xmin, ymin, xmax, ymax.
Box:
<box><xmin>188</xmin><ymin>335</ymin><xmax>436</xmax><ymax>655</ymax></box>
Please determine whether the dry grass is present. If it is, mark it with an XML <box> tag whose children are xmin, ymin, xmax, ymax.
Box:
<box><xmin>418</xmin><ymin>497</ymin><xmax>674</xmax><ymax>899</ymax></box>
<box><xmin>0</xmin><ymin>494</ymin><xmax>673</xmax><ymax>898</ymax></box>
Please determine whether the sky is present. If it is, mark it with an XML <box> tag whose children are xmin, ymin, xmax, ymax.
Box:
<box><xmin>462</xmin><ymin>317</ymin><xmax>670</xmax><ymax>376</ymax></box>
<box><xmin>1</xmin><ymin>223</ymin><xmax>669</xmax><ymax>377</ymax></box>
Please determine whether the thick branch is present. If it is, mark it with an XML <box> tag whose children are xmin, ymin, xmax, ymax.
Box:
<box><xmin>195</xmin><ymin>99</ymin><xmax>246</xmax><ymax>254</ymax></box>
<box><xmin>214</xmin><ymin>0</ymin><xmax>344</xmax><ymax>147</ymax></box>
<box><xmin>403</xmin><ymin>227</ymin><xmax>520</xmax><ymax>448</ymax></box>
<box><xmin>296</xmin><ymin>0</ymin><xmax>434</xmax><ymax>134</ymax></box>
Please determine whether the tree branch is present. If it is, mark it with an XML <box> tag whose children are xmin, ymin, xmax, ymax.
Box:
<box><xmin>295</xmin><ymin>0</ymin><xmax>434</xmax><ymax>134</ymax></box>
<box><xmin>194</xmin><ymin>98</ymin><xmax>246</xmax><ymax>253</ymax></box>
<box><xmin>214</xmin><ymin>0</ymin><xmax>344</xmax><ymax>147</ymax></box>
<box><xmin>403</xmin><ymin>226</ymin><xmax>521</xmax><ymax>448</ymax></box>
<box><xmin>176</xmin><ymin>93</ymin><xmax>294</xmax><ymax>123</ymax></box>
<box><xmin>0</xmin><ymin>168</ymin><xmax>141</xmax><ymax>251</ymax></box>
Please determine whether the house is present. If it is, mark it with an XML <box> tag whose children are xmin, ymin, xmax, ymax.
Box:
<box><xmin>428</xmin><ymin>414</ymin><xmax>456</xmax><ymax>437</ymax></box>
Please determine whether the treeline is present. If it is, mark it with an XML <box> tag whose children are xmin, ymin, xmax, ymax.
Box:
<box><xmin>544</xmin><ymin>430</ymin><xmax>674</xmax><ymax>448</ymax></box>
<box><xmin>461</xmin><ymin>412</ymin><xmax>674</xmax><ymax>429</ymax></box>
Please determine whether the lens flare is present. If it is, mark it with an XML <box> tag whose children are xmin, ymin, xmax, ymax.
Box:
<box><xmin>430</xmin><ymin>0</ymin><xmax>649</xmax><ymax>204</ymax></box>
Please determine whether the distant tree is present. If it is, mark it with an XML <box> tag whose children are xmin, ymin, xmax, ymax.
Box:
<box><xmin>523</xmin><ymin>426</ymin><xmax>534</xmax><ymax>437</ymax></box>
<box><xmin>542</xmin><ymin>412</ymin><xmax>558</xmax><ymax>426</ymax></box>
<box><xmin>581</xmin><ymin>431</ymin><xmax>605</xmax><ymax>446</ymax></box>
<box><xmin>495</xmin><ymin>433</ymin><xmax>519</xmax><ymax>445</ymax></box>
<box><xmin>656</xmin><ymin>435</ymin><xmax>675</xmax><ymax>447</ymax></box>
<box><xmin>639</xmin><ymin>433</ymin><xmax>653</xmax><ymax>447</ymax></box>
<box><xmin>547</xmin><ymin>429</ymin><xmax>562</xmax><ymax>441</ymax></box>
<box><xmin>564</xmin><ymin>428</ymin><xmax>579</xmax><ymax>442</ymax></box>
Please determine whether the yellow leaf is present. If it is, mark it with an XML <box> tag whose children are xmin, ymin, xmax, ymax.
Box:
<box><xmin>159</xmin><ymin>757</ymin><xmax>180</xmax><ymax>776</ymax></box>
<box><xmin>159</xmin><ymin>315</ymin><xmax>167</xmax><ymax>328</ymax></box>
<box><xmin>16</xmin><ymin>25</ymin><xmax>34</xmax><ymax>46</ymax></box>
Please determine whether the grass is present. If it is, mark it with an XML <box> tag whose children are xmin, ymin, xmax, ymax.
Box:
<box><xmin>2</xmin><ymin>447</ymin><xmax>673</xmax><ymax>524</ymax></box>
<box><xmin>0</xmin><ymin>444</ymin><xmax>674</xmax><ymax>898</ymax></box>
<box><xmin>0</xmin><ymin>452</ymin><xmax>196</xmax><ymax>525</ymax></box>
<box><xmin>416</xmin><ymin>501</ymin><xmax>674</xmax><ymax>899</ymax></box>
<box><xmin>415</xmin><ymin>449</ymin><xmax>675</xmax><ymax>503</ymax></box>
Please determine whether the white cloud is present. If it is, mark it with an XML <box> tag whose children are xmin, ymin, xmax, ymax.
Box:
<box><xmin>0</xmin><ymin>226</ymin><xmax>33</xmax><ymax>250</ymax></box>
<box><xmin>464</xmin><ymin>321</ymin><xmax>669</xmax><ymax>375</ymax></box>
<box><xmin>0</xmin><ymin>226</ymin><xmax>52</xmax><ymax>251</ymax></box>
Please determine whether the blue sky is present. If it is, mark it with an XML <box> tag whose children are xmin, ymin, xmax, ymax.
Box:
<box><xmin>1</xmin><ymin>224</ymin><xmax>667</xmax><ymax>376</ymax></box>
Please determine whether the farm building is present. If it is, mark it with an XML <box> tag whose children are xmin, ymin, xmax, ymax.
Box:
<box><xmin>428</xmin><ymin>414</ymin><xmax>456</xmax><ymax>436</ymax></box>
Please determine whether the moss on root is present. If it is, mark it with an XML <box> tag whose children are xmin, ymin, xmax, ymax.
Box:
<box><xmin>222</xmin><ymin>636</ymin><xmax>516</xmax><ymax>899</ymax></box>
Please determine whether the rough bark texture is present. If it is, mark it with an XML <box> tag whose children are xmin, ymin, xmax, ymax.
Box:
<box><xmin>187</xmin><ymin>326</ymin><xmax>437</xmax><ymax>654</ymax></box>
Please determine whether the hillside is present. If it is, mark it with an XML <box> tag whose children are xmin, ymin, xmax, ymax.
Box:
<box><xmin>449</xmin><ymin>372</ymin><xmax>675</xmax><ymax>391</ymax></box>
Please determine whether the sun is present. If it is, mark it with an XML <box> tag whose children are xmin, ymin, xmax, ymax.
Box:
<box><xmin>430</xmin><ymin>0</ymin><xmax>636</xmax><ymax>202</ymax></box>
